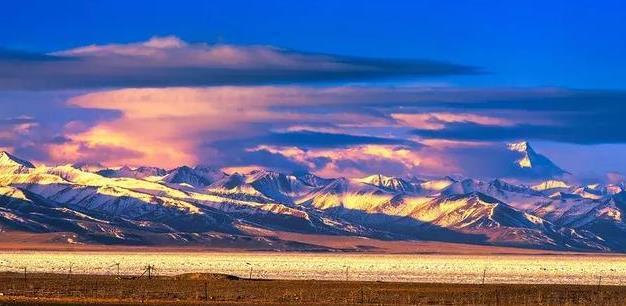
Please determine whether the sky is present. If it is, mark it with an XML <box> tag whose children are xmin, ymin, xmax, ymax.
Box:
<box><xmin>1</xmin><ymin>0</ymin><xmax>626</xmax><ymax>182</ymax></box>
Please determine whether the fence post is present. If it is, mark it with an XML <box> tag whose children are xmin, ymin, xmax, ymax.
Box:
<box><xmin>246</xmin><ymin>262</ymin><xmax>253</xmax><ymax>280</ymax></box>
<box><xmin>482</xmin><ymin>267</ymin><xmax>487</xmax><ymax>285</ymax></box>
<box><xmin>115</xmin><ymin>263</ymin><xmax>120</xmax><ymax>278</ymax></box>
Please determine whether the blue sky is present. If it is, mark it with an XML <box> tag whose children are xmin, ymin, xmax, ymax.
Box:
<box><xmin>1</xmin><ymin>1</ymin><xmax>625</xmax><ymax>181</ymax></box>
<box><xmin>3</xmin><ymin>0</ymin><xmax>625</xmax><ymax>89</ymax></box>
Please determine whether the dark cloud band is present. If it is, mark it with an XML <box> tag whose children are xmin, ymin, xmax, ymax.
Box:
<box><xmin>0</xmin><ymin>37</ymin><xmax>478</xmax><ymax>90</ymax></box>
<box><xmin>411</xmin><ymin>91</ymin><xmax>626</xmax><ymax>144</ymax></box>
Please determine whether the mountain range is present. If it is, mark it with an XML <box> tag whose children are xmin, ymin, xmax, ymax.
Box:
<box><xmin>1</xmin><ymin>141</ymin><xmax>625</xmax><ymax>252</ymax></box>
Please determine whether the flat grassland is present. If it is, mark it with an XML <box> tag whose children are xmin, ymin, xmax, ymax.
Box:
<box><xmin>2</xmin><ymin>248</ymin><xmax>626</xmax><ymax>305</ymax></box>
<box><xmin>0</xmin><ymin>272</ymin><xmax>625</xmax><ymax>305</ymax></box>
<box><xmin>3</xmin><ymin>251</ymin><xmax>626</xmax><ymax>285</ymax></box>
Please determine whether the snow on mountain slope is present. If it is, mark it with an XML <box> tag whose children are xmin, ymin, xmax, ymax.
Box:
<box><xmin>299</xmin><ymin>174</ymin><xmax>424</xmax><ymax>211</ymax></box>
<box><xmin>245</xmin><ymin>170</ymin><xmax>317</xmax><ymax>204</ymax></box>
<box><xmin>161</xmin><ymin>166</ymin><xmax>226</xmax><ymax>188</ymax></box>
<box><xmin>440</xmin><ymin>179</ymin><xmax>483</xmax><ymax>196</ymax></box>
<box><xmin>531</xmin><ymin>197</ymin><xmax>602</xmax><ymax>227</ymax></box>
<box><xmin>0</xmin><ymin>151</ymin><xmax>35</xmax><ymax>174</ymax></box>
<box><xmin>292</xmin><ymin>171</ymin><xmax>335</xmax><ymax>187</ymax></box>
<box><xmin>0</xmin><ymin>166</ymin><xmax>241</xmax><ymax>233</ymax></box>
<box><xmin>98</xmin><ymin>166</ymin><xmax>166</xmax><ymax>179</ymax></box>
<box><xmin>207</xmin><ymin>170</ymin><xmax>330</xmax><ymax>205</ymax></box>
<box><xmin>5</xmin><ymin>164</ymin><xmax>190</xmax><ymax>200</ymax></box>
<box><xmin>528</xmin><ymin>192</ymin><xmax>626</xmax><ymax>250</ymax></box>
<box><xmin>300</xmin><ymin>186</ymin><xmax>607</xmax><ymax>250</ymax></box>
<box><xmin>402</xmin><ymin>192</ymin><xmax>607</xmax><ymax>250</ymax></box>
<box><xmin>0</xmin><ymin>185</ymin><xmax>332</xmax><ymax>249</ymax></box>
<box><xmin>0</xmin><ymin>151</ymin><xmax>625</xmax><ymax>252</ymax></box>
<box><xmin>568</xmin><ymin>183</ymin><xmax>625</xmax><ymax>199</ymax></box>
<box><xmin>487</xmin><ymin>179</ymin><xmax>541</xmax><ymax>197</ymax></box>
<box><xmin>297</xmin><ymin>177</ymin><xmax>400</xmax><ymax>211</ymax></box>
<box><xmin>531</xmin><ymin>180</ymin><xmax>570</xmax><ymax>191</ymax></box>
<box><xmin>437</xmin><ymin>178</ymin><xmax>547</xmax><ymax>212</ymax></box>
<box><xmin>0</xmin><ymin>161</ymin><xmax>362</xmax><ymax>239</ymax></box>
<box><xmin>507</xmin><ymin>141</ymin><xmax>569</xmax><ymax>178</ymax></box>
<box><xmin>357</xmin><ymin>174</ymin><xmax>420</xmax><ymax>193</ymax></box>
<box><xmin>420</xmin><ymin>176</ymin><xmax>456</xmax><ymax>191</ymax></box>
<box><xmin>70</xmin><ymin>161</ymin><xmax>106</xmax><ymax>173</ymax></box>
<box><xmin>207</xmin><ymin>173</ymin><xmax>271</xmax><ymax>201</ymax></box>
<box><xmin>529</xmin><ymin>180</ymin><xmax>615</xmax><ymax>200</ymax></box>
<box><xmin>0</xmin><ymin>185</ymin><xmax>128</xmax><ymax>239</ymax></box>
<box><xmin>572</xmin><ymin>186</ymin><xmax>604</xmax><ymax>200</ymax></box>
<box><xmin>411</xmin><ymin>193</ymin><xmax>541</xmax><ymax>229</ymax></box>
<box><xmin>98</xmin><ymin>165</ymin><xmax>226</xmax><ymax>189</ymax></box>
<box><xmin>0</xmin><ymin>151</ymin><xmax>35</xmax><ymax>168</ymax></box>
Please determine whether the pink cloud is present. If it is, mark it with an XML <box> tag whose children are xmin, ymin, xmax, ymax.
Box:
<box><xmin>418</xmin><ymin>139</ymin><xmax>492</xmax><ymax>149</ymax></box>
<box><xmin>55</xmin><ymin>36</ymin><xmax>353</xmax><ymax>70</ymax></box>
<box><xmin>251</xmin><ymin>145</ymin><xmax>458</xmax><ymax>178</ymax></box>
<box><xmin>391</xmin><ymin>112</ymin><xmax>514</xmax><ymax>130</ymax></box>
<box><xmin>62</xmin><ymin>86</ymin><xmax>446</xmax><ymax>167</ymax></box>
<box><xmin>45</xmin><ymin>85</ymin><xmax>570</xmax><ymax>176</ymax></box>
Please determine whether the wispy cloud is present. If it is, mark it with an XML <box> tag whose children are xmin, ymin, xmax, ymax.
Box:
<box><xmin>0</xmin><ymin>36</ymin><xmax>478</xmax><ymax>90</ymax></box>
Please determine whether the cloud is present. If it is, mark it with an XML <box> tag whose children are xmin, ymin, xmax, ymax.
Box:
<box><xmin>5</xmin><ymin>84</ymin><xmax>626</xmax><ymax>178</ymax></box>
<box><xmin>391</xmin><ymin>112</ymin><xmax>514</xmax><ymax>130</ymax></box>
<box><xmin>49</xmin><ymin>86</ymin><xmax>456</xmax><ymax>169</ymax></box>
<box><xmin>0</xmin><ymin>116</ymin><xmax>38</xmax><ymax>145</ymax></box>
<box><xmin>0</xmin><ymin>36</ymin><xmax>478</xmax><ymax>90</ymax></box>
<box><xmin>253</xmin><ymin>130</ymin><xmax>412</xmax><ymax>148</ymax></box>
<box><xmin>205</xmin><ymin>131</ymin><xmax>419</xmax><ymax>174</ymax></box>
<box><xmin>0</xmin><ymin>116</ymin><xmax>38</xmax><ymax>132</ymax></box>
<box><xmin>3</xmin><ymin>37</ymin><xmax>626</xmax><ymax>178</ymax></box>
<box><xmin>249</xmin><ymin>144</ymin><xmax>453</xmax><ymax>178</ymax></box>
<box><xmin>606</xmin><ymin>172</ymin><xmax>625</xmax><ymax>184</ymax></box>
<box><xmin>412</xmin><ymin>121</ymin><xmax>626</xmax><ymax>145</ymax></box>
<box><xmin>245</xmin><ymin>141</ymin><xmax>547</xmax><ymax>179</ymax></box>
<box><xmin>402</xmin><ymin>90</ymin><xmax>626</xmax><ymax>144</ymax></box>
<box><xmin>47</xmin><ymin>142</ymin><xmax>144</xmax><ymax>166</ymax></box>
<box><xmin>53</xmin><ymin>86</ymin><xmax>418</xmax><ymax>167</ymax></box>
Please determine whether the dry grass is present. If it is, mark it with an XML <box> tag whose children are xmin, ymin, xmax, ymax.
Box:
<box><xmin>0</xmin><ymin>272</ymin><xmax>625</xmax><ymax>305</ymax></box>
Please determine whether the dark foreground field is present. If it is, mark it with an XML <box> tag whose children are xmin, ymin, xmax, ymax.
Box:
<box><xmin>0</xmin><ymin>272</ymin><xmax>624</xmax><ymax>305</ymax></box>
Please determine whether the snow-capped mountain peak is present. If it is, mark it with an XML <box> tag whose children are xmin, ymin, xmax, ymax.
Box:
<box><xmin>357</xmin><ymin>174</ymin><xmax>418</xmax><ymax>193</ymax></box>
<box><xmin>506</xmin><ymin>141</ymin><xmax>568</xmax><ymax>178</ymax></box>
<box><xmin>0</xmin><ymin>151</ymin><xmax>35</xmax><ymax>168</ymax></box>
<box><xmin>0</xmin><ymin>150</ymin><xmax>623</xmax><ymax>252</ymax></box>
<box><xmin>292</xmin><ymin>171</ymin><xmax>334</xmax><ymax>187</ymax></box>
<box><xmin>161</xmin><ymin>165</ymin><xmax>225</xmax><ymax>188</ymax></box>
<box><xmin>0</xmin><ymin>151</ymin><xmax>36</xmax><ymax>175</ymax></box>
